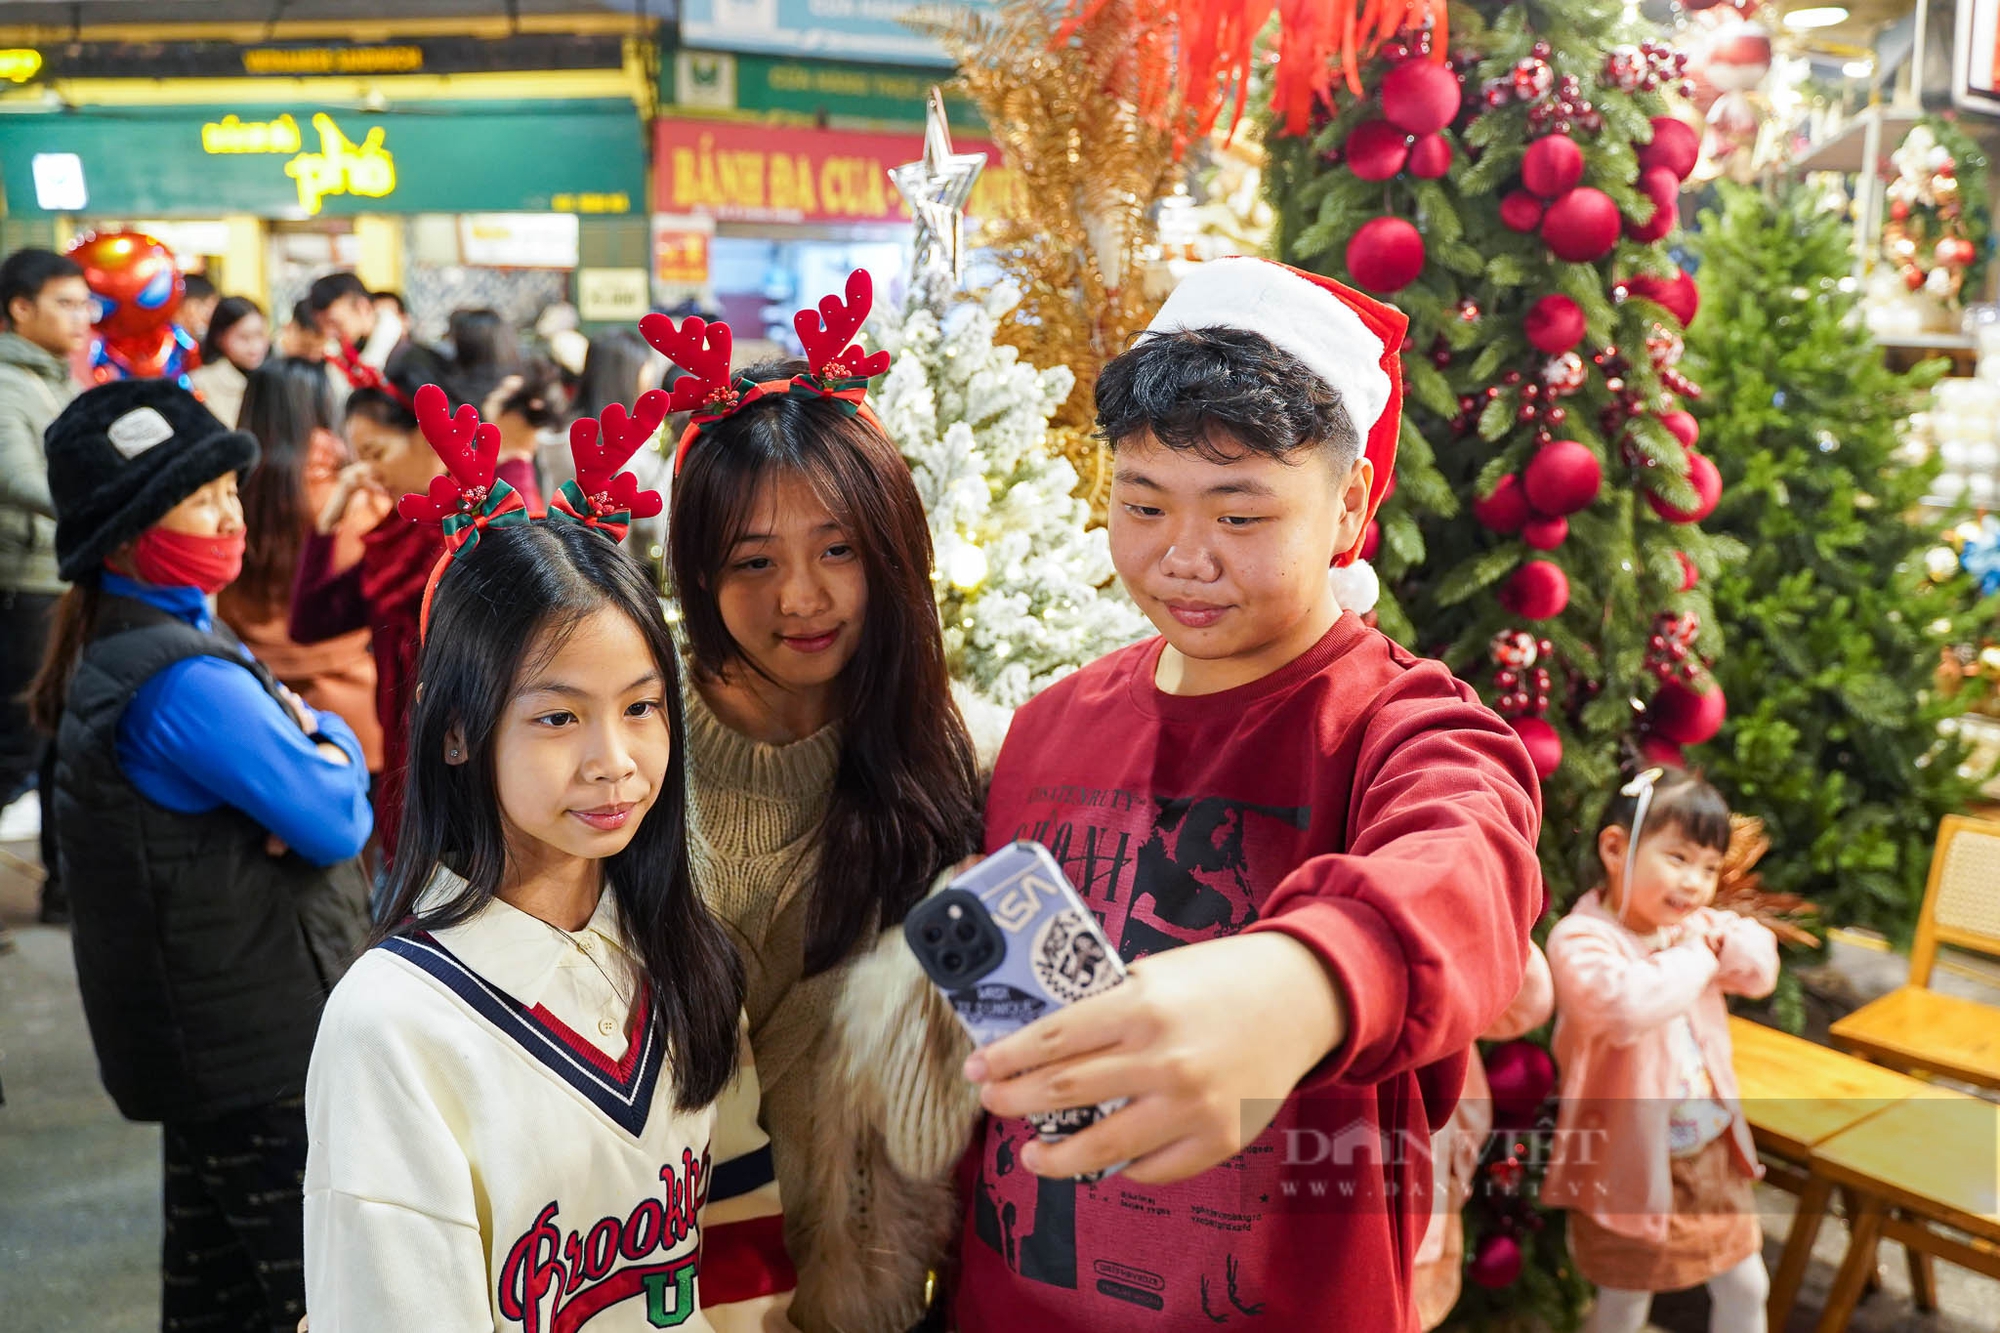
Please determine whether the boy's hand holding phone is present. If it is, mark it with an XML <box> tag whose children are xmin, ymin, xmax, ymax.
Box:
<box><xmin>966</xmin><ymin>930</ymin><xmax>1347</xmax><ymax>1185</ymax></box>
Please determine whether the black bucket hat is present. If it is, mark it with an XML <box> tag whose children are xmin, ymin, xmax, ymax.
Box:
<box><xmin>46</xmin><ymin>379</ymin><xmax>259</xmax><ymax>583</ymax></box>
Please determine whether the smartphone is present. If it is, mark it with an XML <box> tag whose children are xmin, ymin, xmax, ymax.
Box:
<box><xmin>904</xmin><ymin>840</ymin><xmax>1129</xmax><ymax>1178</ymax></box>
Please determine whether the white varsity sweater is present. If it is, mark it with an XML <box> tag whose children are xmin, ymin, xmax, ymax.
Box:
<box><xmin>304</xmin><ymin>874</ymin><xmax>794</xmax><ymax>1332</ymax></box>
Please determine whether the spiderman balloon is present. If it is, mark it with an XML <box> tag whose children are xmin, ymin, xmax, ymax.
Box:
<box><xmin>65</xmin><ymin>231</ymin><xmax>200</xmax><ymax>386</ymax></box>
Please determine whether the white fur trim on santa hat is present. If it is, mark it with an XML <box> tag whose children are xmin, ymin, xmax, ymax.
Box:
<box><xmin>1148</xmin><ymin>257</ymin><xmax>1394</xmax><ymax>434</ymax></box>
<box><xmin>1327</xmin><ymin>559</ymin><xmax>1380</xmax><ymax>616</ymax></box>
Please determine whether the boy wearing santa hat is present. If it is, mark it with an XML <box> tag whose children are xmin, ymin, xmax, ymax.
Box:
<box><xmin>955</xmin><ymin>258</ymin><xmax>1543</xmax><ymax>1331</ymax></box>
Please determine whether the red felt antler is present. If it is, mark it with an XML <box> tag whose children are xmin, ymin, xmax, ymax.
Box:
<box><xmin>396</xmin><ymin>384</ymin><xmax>503</xmax><ymax>524</ymax></box>
<box><xmin>795</xmin><ymin>269</ymin><xmax>892</xmax><ymax>381</ymax></box>
<box><xmin>568</xmin><ymin>389</ymin><xmax>670</xmax><ymax>521</ymax></box>
<box><xmin>640</xmin><ymin>313</ymin><xmax>736</xmax><ymax>415</ymax></box>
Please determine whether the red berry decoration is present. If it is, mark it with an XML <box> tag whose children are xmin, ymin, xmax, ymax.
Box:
<box><xmin>1407</xmin><ymin>132</ymin><xmax>1454</xmax><ymax>179</ymax></box>
<box><xmin>1472</xmin><ymin>474</ymin><xmax>1532</xmax><ymax>534</ymax></box>
<box><xmin>1522</xmin><ymin>514</ymin><xmax>1569</xmax><ymax>550</ymax></box>
<box><xmin>1469</xmin><ymin>1233</ymin><xmax>1525</xmax><ymax>1290</ymax></box>
<box><xmin>1649</xmin><ymin>677</ymin><xmax>1727</xmax><ymax>745</ymax></box>
<box><xmin>1346</xmin><ymin>217</ymin><xmax>1426</xmax><ymax>292</ymax></box>
<box><xmin>1521</xmin><ymin>134</ymin><xmax>1585</xmax><ymax>199</ymax></box>
<box><xmin>1524</xmin><ymin>440</ymin><xmax>1603</xmax><ymax>516</ymax></box>
<box><xmin>1346</xmin><ymin>119</ymin><xmax>1413</xmax><ymax>181</ymax></box>
<box><xmin>1638</xmin><ymin>114</ymin><xmax>1701</xmax><ymax>182</ymax></box>
<box><xmin>1524</xmin><ymin>294</ymin><xmax>1586</xmax><ymax>355</ymax></box>
<box><xmin>1380</xmin><ymin>57</ymin><xmax>1463</xmax><ymax>136</ymax></box>
<box><xmin>1659</xmin><ymin>409</ymin><xmax>1700</xmax><ymax>449</ymax></box>
<box><xmin>1626</xmin><ymin>268</ymin><xmax>1700</xmax><ymax>328</ymax></box>
<box><xmin>1541</xmin><ymin>187</ymin><xmax>1622</xmax><ymax>262</ymax></box>
<box><xmin>1500</xmin><ymin>190</ymin><xmax>1547</xmax><ymax>233</ymax></box>
<box><xmin>1501</xmin><ymin>560</ymin><xmax>1570</xmax><ymax>620</ymax></box>
<box><xmin>1646</xmin><ymin>449</ymin><xmax>1722</xmax><ymax>523</ymax></box>
<box><xmin>1508</xmin><ymin>716</ymin><xmax>1562</xmax><ymax>780</ymax></box>
<box><xmin>1676</xmin><ymin>550</ymin><xmax>1699</xmax><ymax>591</ymax></box>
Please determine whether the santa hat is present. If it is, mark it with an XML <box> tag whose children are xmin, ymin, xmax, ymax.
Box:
<box><xmin>1147</xmin><ymin>257</ymin><xmax>1407</xmax><ymax>579</ymax></box>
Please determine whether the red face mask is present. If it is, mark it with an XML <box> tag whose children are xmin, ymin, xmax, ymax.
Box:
<box><xmin>130</xmin><ymin>527</ymin><xmax>245</xmax><ymax>594</ymax></box>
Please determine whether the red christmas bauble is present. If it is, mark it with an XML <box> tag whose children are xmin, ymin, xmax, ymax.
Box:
<box><xmin>1347</xmin><ymin>217</ymin><xmax>1426</xmax><ymax>293</ymax></box>
<box><xmin>1361</xmin><ymin>519</ymin><xmax>1382</xmax><ymax>562</ymax></box>
<box><xmin>1646</xmin><ymin>449</ymin><xmax>1722</xmax><ymax>523</ymax></box>
<box><xmin>1627</xmin><ymin>268</ymin><xmax>1699</xmax><ymax>328</ymax></box>
<box><xmin>1346</xmin><ymin>119</ymin><xmax>1412</xmax><ymax>181</ymax></box>
<box><xmin>1676</xmin><ymin>550</ymin><xmax>1699</xmax><ymax>591</ymax></box>
<box><xmin>1469</xmin><ymin>1233</ymin><xmax>1525</xmax><ymax>1290</ymax></box>
<box><xmin>1381</xmin><ymin>58</ymin><xmax>1463</xmax><ymax>136</ymax></box>
<box><xmin>1508</xmin><ymin>716</ymin><xmax>1563</xmax><ymax>781</ymax></box>
<box><xmin>1659</xmin><ymin>409</ymin><xmax>1700</xmax><ymax>449</ymax></box>
<box><xmin>1501</xmin><ymin>560</ymin><xmax>1570</xmax><ymax>620</ymax></box>
<box><xmin>1407</xmin><ymin>132</ymin><xmax>1454</xmax><ymax>179</ymax></box>
<box><xmin>1638</xmin><ymin>115</ymin><xmax>1701</xmax><ymax>181</ymax></box>
<box><xmin>1486</xmin><ymin>1039</ymin><xmax>1558</xmax><ymax>1123</ymax></box>
<box><xmin>1522</xmin><ymin>514</ymin><xmax>1569</xmax><ymax>550</ymax></box>
<box><xmin>1500</xmin><ymin>190</ymin><xmax>1547</xmax><ymax>233</ymax></box>
<box><xmin>1522</xmin><ymin>134</ymin><xmax>1585</xmax><ymax>199</ymax></box>
<box><xmin>1649</xmin><ymin>677</ymin><xmax>1727</xmax><ymax>745</ymax></box>
<box><xmin>1541</xmin><ymin>188</ymin><xmax>1622</xmax><ymax>262</ymax></box>
<box><xmin>1525</xmin><ymin>294</ymin><xmax>1586</xmax><ymax>355</ymax></box>
<box><xmin>1624</xmin><ymin>166</ymin><xmax>1681</xmax><ymax>242</ymax></box>
<box><xmin>1639</xmin><ymin>737</ymin><xmax>1686</xmax><ymax>771</ymax></box>
<box><xmin>1472</xmin><ymin>474</ymin><xmax>1531</xmax><ymax>534</ymax></box>
<box><xmin>1524</xmin><ymin>440</ymin><xmax>1603</xmax><ymax>516</ymax></box>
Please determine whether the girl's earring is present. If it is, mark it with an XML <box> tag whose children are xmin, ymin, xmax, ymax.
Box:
<box><xmin>448</xmin><ymin>748</ymin><xmax>462</xmax><ymax>761</ymax></box>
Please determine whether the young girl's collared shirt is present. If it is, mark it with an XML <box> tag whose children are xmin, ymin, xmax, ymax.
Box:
<box><xmin>304</xmin><ymin>872</ymin><xmax>793</xmax><ymax>1332</ymax></box>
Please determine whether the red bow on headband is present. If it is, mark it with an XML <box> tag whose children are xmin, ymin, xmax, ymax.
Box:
<box><xmin>642</xmin><ymin>269</ymin><xmax>894</xmax><ymax>474</ymax></box>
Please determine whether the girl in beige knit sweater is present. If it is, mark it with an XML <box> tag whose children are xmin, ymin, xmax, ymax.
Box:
<box><xmin>663</xmin><ymin>351</ymin><xmax>995</xmax><ymax>1333</ymax></box>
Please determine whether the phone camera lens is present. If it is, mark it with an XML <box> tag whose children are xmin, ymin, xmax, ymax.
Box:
<box><xmin>922</xmin><ymin>924</ymin><xmax>945</xmax><ymax>944</ymax></box>
<box><xmin>953</xmin><ymin>920</ymin><xmax>978</xmax><ymax>942</ymax></box>
<box><xmin>942</xmin><ymin>951</ymin><xmax>964</xmax><ymax>971</ymax></box>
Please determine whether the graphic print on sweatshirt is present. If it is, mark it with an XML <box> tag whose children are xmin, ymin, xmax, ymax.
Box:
<box><xmin>977</xmin><ymin>787</ymin><xmax>1312</xmax><ymax>1318</ymax></box>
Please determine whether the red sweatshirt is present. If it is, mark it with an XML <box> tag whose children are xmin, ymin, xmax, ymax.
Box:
<box><xmin>955</xmin><ymin>614</ymin><xmax>1543</xmax><ymax>1333</ymax></box>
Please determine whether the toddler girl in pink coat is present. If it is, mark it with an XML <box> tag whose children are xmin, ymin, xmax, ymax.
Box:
<box><xmin>1543</xmin><ymin>767</ymin><xmax>1778</xmax><ymax>1333</ymax></box>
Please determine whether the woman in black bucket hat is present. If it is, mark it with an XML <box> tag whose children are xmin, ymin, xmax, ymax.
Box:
<box><xmin>27</xmin><ymin>378</ymin><xmax>373</xmax><ymax>1333</ymax></box>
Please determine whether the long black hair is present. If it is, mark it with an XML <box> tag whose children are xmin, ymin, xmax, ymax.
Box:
<box><xmin>226</xmin><ymin>357</ymin><xmax>336</xmax><ymax>621</ymax></box>
<box><xmin>573</xmin><ymin>329</ymin><xmax>659</xmax><ymax>421</ymax></box>
<box><xmin>371</xmin><ymin>521</ymin><xmax>744</xmax><ymax>1108</ymax></box>
<box><xmin>669</xmin><ymin>361</ymin><xmax>983</xmax><ymax>975</ymax></box>
<box><xmin>200</xmin><ymin>296</ymin><xmax>265</xmax><ymax>370</ymax></box>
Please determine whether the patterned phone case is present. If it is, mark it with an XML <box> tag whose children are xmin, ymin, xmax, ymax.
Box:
<box><xmin>928</xmin><ymin>841</ymin><xmax>1129</xmax><ymax>1179</ymax></box>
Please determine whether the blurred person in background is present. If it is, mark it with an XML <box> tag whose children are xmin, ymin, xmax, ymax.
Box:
<box><xmin>0</xmin><ymin>247</ymin><xmax>89</xmax><ymax>939</ymax></box>
<box><xmin>442</xmin><ymin>307</ymin><xmax>520</xmax><ymax>411</ymax></box>
<box><xmin>180</xmin><ymin>273</ymin><xmax>219</xmax><ymax>347</ymax></box>
<box><xmin>30</xmin><ymin>380</ymin><xmax>371</xmax><ymax>1330</ymax></box>
<box><xmin>307</xmin><ymin>272</ymin><xmax>443</xmax><ymax>396</ymax></box>
<box><xmin>189</xmin><ymin>296</ymin><xmax>270</xmax><ymax>428</ymax></box>
<box><xmin>280</xmin><ymin>299</ymin><xmax>328</xmax><ymax>364</ymax></box>
<box><xmin>369</xmin><ymin>290</ymin><xmax>406</xmax><ymax>330</ymax></box>
<box><xmin>219</xmin><ymin>358</ymin><xmax>385</xmax><ymax>775</ymax></box>
<box><xmin>290</xmin><ymin>364</ymin><xmax>542</xmax><ymax>866</ymax></box>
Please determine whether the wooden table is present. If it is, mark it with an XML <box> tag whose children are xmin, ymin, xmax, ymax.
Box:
<box><xmin>1806</xmin><ymin>1094</ymin><xmax>2000</xmax><ymax>1333</ymax></box>
<box><xmin>1727</xmin><ymin>1017</ymin><xmax>1934</xmax><ymax>1327</ymax></box>
<box><xmin>1828</xmin><ymin>985</ymin><xmax>2000</xmax><ymax>1092</ymax></box>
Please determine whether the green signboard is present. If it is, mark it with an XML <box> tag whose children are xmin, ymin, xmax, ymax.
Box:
<box><xmin>0</xmin><ymin>99</ymin><xmax>646</xmax><ymax>219</ymax></box>
<box><xmin>667</xmin><ymin>50</ymin><xmax>985</xmax><ymax>131</ymax></box>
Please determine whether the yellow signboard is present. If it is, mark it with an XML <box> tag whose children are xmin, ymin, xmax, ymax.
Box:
<box><xmin>201</xmin><ymin>112</ymin><xmax>395</xmax><ymax>215</ymax></box>
<box><xmin>0</xmin><ymin>49</ymin><xmax>41</xmax><ymax>83</ymax></box>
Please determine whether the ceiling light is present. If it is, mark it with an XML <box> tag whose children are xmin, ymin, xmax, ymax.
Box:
<box><xmin>1783</xmin><ymin>7</ymin><xmax>1850</xmax><ymax>29</ymax></box>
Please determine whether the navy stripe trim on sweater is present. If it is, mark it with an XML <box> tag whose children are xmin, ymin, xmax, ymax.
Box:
<box><xmin>379</xmin><ymin>932</ymin><xmax>664</xmax><ymax>1137</ymax></box>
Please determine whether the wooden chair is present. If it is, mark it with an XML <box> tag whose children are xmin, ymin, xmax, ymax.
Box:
<box><xmin>1804</xmin><ymin>1092</ymin><xmax>2000</xmax><ymax>1333</ymax></box>
<box><xmin>1829</xmin><ymin>814</ymin><xmax>2000</xmax><ymax>1092</ymax></box>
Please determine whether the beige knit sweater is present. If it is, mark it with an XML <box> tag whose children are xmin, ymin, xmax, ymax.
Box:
<box><xmin>683</xmin><ymin>682</ymin><xmax>987</xmax><ymax>1333</ymax></box>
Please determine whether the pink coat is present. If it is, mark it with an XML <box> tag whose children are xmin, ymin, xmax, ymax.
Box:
<box><xmin>1541</xmin><ymin>890</ymin><xmax>1778</xmax><ymax>1242</ymax></box>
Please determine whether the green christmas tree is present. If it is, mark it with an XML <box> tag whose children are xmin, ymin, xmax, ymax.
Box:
<box><xmin>1267</xmin><ymin>1</ymin><xmax>1741</xmax><ymax>909</ymax></box>
<box><xmin>1685</xmin><ymin>184</ymin><xmax>1989</xmax><ymax>946</ymax></box>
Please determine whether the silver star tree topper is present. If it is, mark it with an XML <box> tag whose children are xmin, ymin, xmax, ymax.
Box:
<box><xmin>889</xmin><ymin>86</ymin><xmax>987</xmax><ymax>298</ymax></box>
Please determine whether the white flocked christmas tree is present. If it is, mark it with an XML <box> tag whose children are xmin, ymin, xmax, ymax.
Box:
<box><xmin>874</xmin><ymin>281</ymin><xmax>1151</xmax><ymax>707</ymax></box>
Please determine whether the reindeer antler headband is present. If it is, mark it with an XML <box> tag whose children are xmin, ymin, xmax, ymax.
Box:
<box><xmin>640</xmin><ymin>268</ymin><xmax>893</xmax><ymax>475</ymax></box>
<box><xmin>394</xmin><ymin>383</ymin><xmax>666</xmax><ymax>636</ymax></box>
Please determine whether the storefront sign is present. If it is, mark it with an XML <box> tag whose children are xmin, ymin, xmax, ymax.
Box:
<box><xmin>460</xmin><ymin>214</ymin><xmax>582</xmax><ymax>269</ymax></box>
<box><xmin>653</xmin><ymin>214</ymin><xmax>716</xmax><ymax>285</ymax></box>
<box><xmin>23</xmin><ymin>35</ymin><xmax>633</xmax><ymax>81</ymax></box>
<box><xmin>653</xmin><ymin>118</ymin><xmax>1001</xmax><ymax>225</ymax></box>
<box><xmin>678</xmin><ymin>0</ymin><xmax>990</xmax><ymax>66</ymax></box>
<box><xmin>669</xmin><ymin>51</ymin><xmax>984</xmax><ymax>129</ymax></box>
<box><xmin>0</xmin><ymin>49</ymin><xmax>42</xmax><ymax>83</ymax></box>
<box><xmin>0</xmin><ymin>100</ymin><xmax>647</xmax><ymax>219</ymax></box>
<box><xmin>578</xmin><ymin>268</ymin><xmax>654</xmax><ymax>321</ymax></box>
